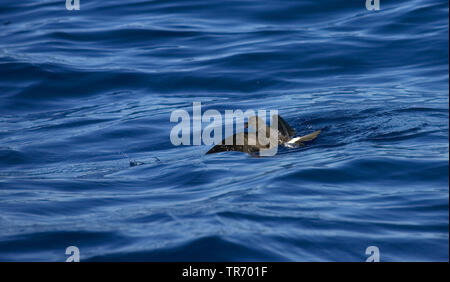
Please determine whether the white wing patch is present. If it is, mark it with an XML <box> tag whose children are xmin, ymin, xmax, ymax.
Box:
<box><xmin>287</xmin><ymin>137</ymin><xmax>301</xmax><ymax>144</ymax></box>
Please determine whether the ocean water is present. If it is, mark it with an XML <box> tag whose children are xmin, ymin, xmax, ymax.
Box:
<box><xmin>0</xmin><ymin>0</ymin><xmax>448</xmax><ymax>262</ymax></box>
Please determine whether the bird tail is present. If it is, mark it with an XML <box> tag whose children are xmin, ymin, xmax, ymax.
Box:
<box><xmin>287</xmin><ymin>130</ymin><xmax>321</xmax><ymax>145</ymax></box>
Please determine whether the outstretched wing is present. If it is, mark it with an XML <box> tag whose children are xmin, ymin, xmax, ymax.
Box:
<box><xmin>287</xmin><ymin>130</ymin><xmax>321</xmax><ymax>145</ymax></box>
<box><xmin>272</xmin><ymin>114</ymin><xmax>296</xmax><ymax>137</ymax></box>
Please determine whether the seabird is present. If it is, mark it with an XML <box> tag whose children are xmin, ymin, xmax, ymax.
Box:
<box><xmin>206</xmin><ymin>115</ymin><xmax>321</xmax><ymax>155</ymax></box>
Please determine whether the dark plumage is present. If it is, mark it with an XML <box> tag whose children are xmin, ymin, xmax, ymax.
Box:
<box><xmin>206</xmin><ymin>115</ymin><xmax>320</xmax><ymax>156</ymax></box>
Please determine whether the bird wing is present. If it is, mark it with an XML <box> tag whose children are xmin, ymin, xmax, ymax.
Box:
<box><xmin>220</xmin><ymin>132</ymin><xmax>248</xmax><ymax>145</ymax></box>
<box><xmin>206</xmin><ymin>132</ymin><xmax>268</xmax><ymax>155</ymax></box>
<box><xmin>272</xmin><ymin>114</ymin><xmax>296</xmax><ymax>137</ymax></box>
<box><xmin>287</xmin><ymin>130</ymin><xmax>321</xmax><ymax>145</ymax></box>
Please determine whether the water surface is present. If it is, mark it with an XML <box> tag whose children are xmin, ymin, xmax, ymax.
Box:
<box><xmin>0</xmin><ymin>0</ymin><xmax>448</xmax><ymax>261</ymax></box>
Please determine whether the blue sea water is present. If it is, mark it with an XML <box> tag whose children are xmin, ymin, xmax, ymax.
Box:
<box><xmin>0</xmin><ymin>0</ymin><xmax>448</xmax><ymax>262</ymax></box>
